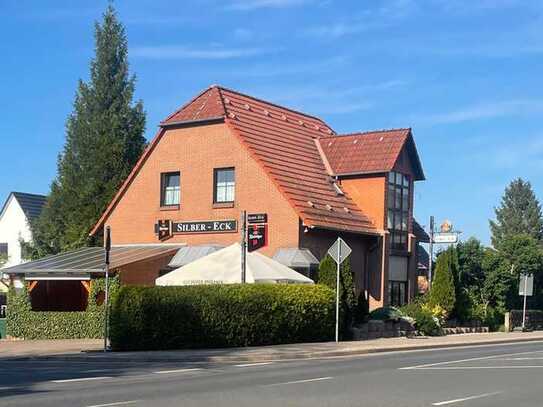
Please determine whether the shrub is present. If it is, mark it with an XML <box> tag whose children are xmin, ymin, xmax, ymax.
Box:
<box><xmin>400</xmin><ymin>297</ymin><xmax>443</xmax><ymax>336</ymax></box>
<box><xmin>110</xmin><ymin>284</ymin><xmax>335</xmax><ymax>351</ymax></box>
<box><xmin>6</xmin><ymin>277</ymin><xmax>119</xmax><ymax>339</ymax></box>
<box><xmin>368</xmin><ymin>306</ymin><xmax>403</xmax><ymax>321</ymax></box>
<box><xmin>412</xmin><ymin>308</ymin><xmax>442</xmax><ymax>336</ymax></box>
<box><xmin>428</xmin><ymin>247</ymin><xmax>457</xmax><ymax>316</ymax></box>
<box><xmin>317</xmin><ymin>255</ymin><xmax>360</xmax><ymax>335</ymax></box>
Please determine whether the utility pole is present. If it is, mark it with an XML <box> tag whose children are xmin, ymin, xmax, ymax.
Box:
<box><xmin>428</xmin><ymin>216</ymin><xmax>434</xmax><ymax>290</ymax></box>
<box><xmin>240</xmin><ymin>210</ymin><xmax>247</xmax><ymax>283</ymax></box>
<box><xmin>103</xmin><ymin>226</ymin><xmax>111</xmax><ymax>352</ymax></box>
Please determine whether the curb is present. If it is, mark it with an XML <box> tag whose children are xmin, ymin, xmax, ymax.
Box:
<box><xmin>3</xmin><ymin>335</ymin><xmax>543</xmax><ymax>364</ymax></box>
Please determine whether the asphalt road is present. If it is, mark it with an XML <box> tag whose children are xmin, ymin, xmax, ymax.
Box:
<box><xmin>1</xmin><ymin>341</ymin><xmax>543</xmax><ymax>407</ymax></box>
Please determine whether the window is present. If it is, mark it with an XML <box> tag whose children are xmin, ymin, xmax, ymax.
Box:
<box><xmin>0</xmin><ymin>243</ymin><xmax>7</xmax><ymax>257</ymax></box>
<box><xmin>214</xmin><ymin>168</ymin><xmax>235</xmax><ymax>203</ymax></box>
<box><xmin>388</xmin><ymin>281</ymin><xmax>408</xmax><ymax>307</ymax></box>
<box><xmin>387</xmin><ymin>171</ymin><xmax>410</xmax><ymax>251</ymax></box>
<box><xmin>160</xmin><ymin>172</ymin><xmax>180</xmax><ymax>206</ymax></box>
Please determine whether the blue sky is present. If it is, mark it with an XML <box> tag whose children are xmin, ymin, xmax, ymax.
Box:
<box><xmin>1</xmin><ymin>0</ymin><xmax>542</xmax><ymax>245</ymax></box>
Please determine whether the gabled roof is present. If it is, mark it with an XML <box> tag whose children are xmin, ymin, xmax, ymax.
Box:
<box><xmin>92</xmin><ymin>86</ymin><xmax>426</xmax><ymax>236</ymax></box>
<box><xmin>92</xmin><ymin>85</ymin><xmax>378</xmax><ymax>236</ymax></box>
<box><xmin>0</xmin><ymin>192</ymin><xmax>47</xmax><ymax>222</ymax></box>
<box><xmin>317</xmin><ymin>129</ymin><xmax>425</xmax><ymax>180</ymax></box>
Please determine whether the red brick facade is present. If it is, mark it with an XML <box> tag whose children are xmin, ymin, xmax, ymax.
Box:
<box><xmin>93</xmin><ymin>86</ymin><xmax>426</xmax><ymax>310</ymax></box>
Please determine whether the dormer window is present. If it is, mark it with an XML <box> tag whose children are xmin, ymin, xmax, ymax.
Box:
<box><xmin>387</xmin><ymin>171</ymin><xmax>410</xmax><ymax>251</ymax></box>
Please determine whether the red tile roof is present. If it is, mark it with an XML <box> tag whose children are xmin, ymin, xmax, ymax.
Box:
<box><xmin>317</xmin><ymin>129</ymin><xmax>424</xmax><ymax>180</ymax></box>
<box><xmin>93</xmin><ymin>85</ymin><xmax>423</xmax><ymax>236</ymax></box>
<box><xmin>215</xmin><ymin>86</ymin><xmax>376</xmax><ymax>234</ymax></box>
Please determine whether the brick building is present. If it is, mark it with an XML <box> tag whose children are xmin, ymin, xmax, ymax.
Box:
<box><xmin>86</xmin><ymin>85</ymin><xmax>427</xmax><ymax>309</ymax></box>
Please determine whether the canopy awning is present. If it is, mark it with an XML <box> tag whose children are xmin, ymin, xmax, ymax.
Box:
<box><xmin>157</xmin><ymin>243</ymin><xmax>314</xmax><ymax>286</ymax></box>
<box><xmin>272</xmin><ymin>248</ymin><xmax>319</xmax><ymax>269</ymax></box>
<box><xmin>2</xmin><ymin>245</ymin><xmax>183</xmax><ymax>279</ymax></box>
<box><xmin>168</xmin><ymin>244</ymin><xmax>225</xmax><ymax>268</ymax></box>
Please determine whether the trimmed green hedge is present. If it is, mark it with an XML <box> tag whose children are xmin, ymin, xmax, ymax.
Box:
<box><xmin>110</xmin><ymin>284</ymin><xmax>335</xmax><ymax>351</ymax></box>
<box><xmin>6</xmin><ymin>277</ymin><xmax>119</xmax><ymax>339</ymax></box>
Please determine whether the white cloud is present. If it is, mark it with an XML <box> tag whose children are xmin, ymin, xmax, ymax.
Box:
<box><xmin>417</xmin><ymin>100</ymin><xmax>543</xmax><ymax>125</ymax></box>
<box><xmin>305</xmin><ymin>0</ymin><xmax>415</xmax><ymax>38</ymax></box>
<box><xmin>225</xmin><ymin>0</ymin><xmax>312</xmax><ymax>11</ymax></box>
<box><xmin>131</xmin><ymin>45</ymin><xmax>270</xmax><ymax>60</ymax></box>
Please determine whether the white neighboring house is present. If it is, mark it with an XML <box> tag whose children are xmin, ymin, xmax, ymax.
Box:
<box><xmin>0</xmin><ymin>192</ymin><xmax>47</xmax><ymax>269</ymax></box>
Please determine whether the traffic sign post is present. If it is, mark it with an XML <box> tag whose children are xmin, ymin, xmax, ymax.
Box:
<box><xmin>519</xmin><ymin>273</ymin><xmax>534</xmax><ymax>330</ymax></box>
<box><xmin>327</xmin><ymin>237</ymin><xmax>352</xmax><ymax>343</ymax></box>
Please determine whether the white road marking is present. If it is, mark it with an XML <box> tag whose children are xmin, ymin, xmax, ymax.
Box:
<box><xmin>416</xmin><ymin>366</ymin><xmax>543</xmax><ymax>370</ymax></box>
<box><xmin>432</xmin><ymin>391</ymin><xmax>502</xmax><ymax>406</ymax></box>
<box><xmin>51</xmin><ymin>376</ymin><xmax>111</xmax><ymax>383</ymax></box>
<box><xmin>235</xmin><ymin>362</ymin><xmax>274</xmax><ymax>367</ymax></box>
<box><xmin>399</xmin><ymin>349</ymin><xmax>543</xmax><ymax>370</ymax></box>
<box><xmin>86</xmin><ymin>401</ymin><xmax>139</xmax><ymax>407</ymax></box>
<box><xmin>265</xmin><ymin>377</ymin><xmax>333</xmax><ymax>386</ymax></box>
<box><xmin>83</xmin><ymin>369</ymin><xmax>114</xmax><ymax>373</ymax></box>
<box><xmin>504</xmin><ymin>357</ymin><xmax>543</xmax><ymax>361</ymax></box>
<box><xmin>153</xmin><ymin>368</ymin><xmax>202</xmax><ymax>375</ymax></box>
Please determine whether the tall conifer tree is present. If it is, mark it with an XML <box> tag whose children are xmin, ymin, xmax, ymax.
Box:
<box><xmin>490</xmin><ymin>178</ymin><xmax>543</xmax><ymax>249</ymax></box>
<box><xmin>428</xmin><ymin>247</ymin><xmax>457</xmax><ymax>316</ymax></box>
<box><xmin>29</xmin><ymin>5</ymin><xmax>145</xmax><ymax>257</ymax></box>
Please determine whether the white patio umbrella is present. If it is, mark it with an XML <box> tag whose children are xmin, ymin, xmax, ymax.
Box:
<box><xmin>156</xmin><ymin>243</ymin><xmax>314</xmax><ymax>286</ymax></box>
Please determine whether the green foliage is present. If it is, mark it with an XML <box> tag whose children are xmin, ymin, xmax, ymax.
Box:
<box><xmin>498</xmin><ymin>234</ymin><xmax>543</xmax><ymax>277</ymax></box>
<box><xmin>412</xmin><ymin>308</ymin><xmax>441</xmax><ymax>336</ymax></box>
<box><xmin>399</xmin><ymin>297</ymin><xmax>443</xmax><ymax>336</ymax></box>
<box><xmin>6</xmin><ymin>277</ymin><xmax>119</xmax><ymax>339</ymax></box>
<box><xmin>490</xmin><ymin>178</ymin><xmax>543</xmax><ymax>249</ymax></box>
<box><xmin>456</xmin><ymin>238</ymin><xmax>486</xmax><ymax>290</ymax></box>
<box><xmin>0</xmin><ymin>253</ymin><xmax>7</xmax><ymax>268</ymax></box>
<box><xmin>317</xmin><ymin>255</ymin><xmax>361</xmax><ymax>334</ymax></box>
<box><xmin>27</xmin><ymin>5</ymin><xmax>146</xmax><ymax>258</ymax></box>
<box><xmin>368</xmin><ymin>306</ymin><xmax>403</xmax><ymax>321</ymax></box>
<box><xmin>110</xmin><ymin>284</ymin><xmax>335</xmax><ymax>351</ymax></box>
<box><xmin>428</xmin><ymin>247</ymin><xmax>457</xmax><ymax>316</ymax></box>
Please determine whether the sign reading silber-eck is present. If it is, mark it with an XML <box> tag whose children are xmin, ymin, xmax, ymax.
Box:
<box><xmin>155</xmin><ymin>219</ymin><xmax>237</xmax><ymax>240</ymax></box>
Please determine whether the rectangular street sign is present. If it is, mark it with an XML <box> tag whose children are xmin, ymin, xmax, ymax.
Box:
<box><xmin>247</xmin><ymin>213</ymin><xmax>267</xmax><ymax>224</ymax></box>
<box><xmin>328</xmin><ymin>237</ymin><xmax>352</xmax><ymax>265</ymax></box>
<box><xmin>519</xmin><ymin>274</ymin><xmax>534</xmax><ymax>296</ymax></box>
<box><xmin>433</xmin><ymin>233</ymin><xmax>458</xmax><ymax>244</ymax></box>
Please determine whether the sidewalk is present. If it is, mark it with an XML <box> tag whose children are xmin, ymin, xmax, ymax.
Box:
<box><xmin>2</xmin><ymin>332</ymin><xmax>543</xmax><ymax>363</ymax></box>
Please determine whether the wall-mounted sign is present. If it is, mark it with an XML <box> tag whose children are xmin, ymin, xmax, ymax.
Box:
<box><xmin>433</xmin><ymin>233</ymin><xmax>458</xmax><ymax>244</ymax></box>
<box><xmin>155</xmin><ymin>219</ymin><xmax>237</xmax><ymax>240</ymax></box>
<box><xmin>248</xmin><ymin>213</ymin><xmax>267</xmax><ymax>224</ymax></box>
<box><xmin>247</xmin><ymin>224</ymin><xmax>267</xmax><ymax>252</ymax></box>
<box><xmin>156</xmin><ymin>219</ymin><xmax>172</xmax><ymax>240</ymax></box>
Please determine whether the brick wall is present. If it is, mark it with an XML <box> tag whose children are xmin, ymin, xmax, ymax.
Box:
<box><xmin>105</xmin><ymin>122</ymin><xmax>300</xmax><ymax>257</ymax></box>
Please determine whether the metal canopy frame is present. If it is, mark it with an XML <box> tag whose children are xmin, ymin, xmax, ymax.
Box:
<box><xmin>2</xmin><ymin>245</ymin><xmax>184</xmax><ymax>277</ymax></box>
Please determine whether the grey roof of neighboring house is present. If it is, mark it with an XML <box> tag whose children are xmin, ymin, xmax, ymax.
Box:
<box><xmin>413</xmin><ymin>219</ymin><xmax>430</xmax><ymax>243</ymax></box>
<box><xmin>12</xmin><ymin>192</ymin><xmax>47</xmax><ymax>221</ymax></box>
<box><xmin>417</xmin><ymin>244</ymin><xmax>429</xmax><ymax>271</ymax></box>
